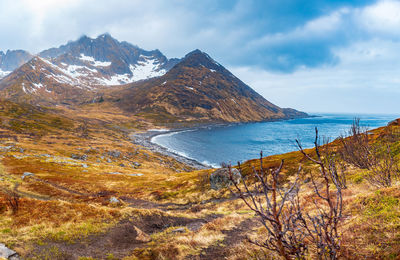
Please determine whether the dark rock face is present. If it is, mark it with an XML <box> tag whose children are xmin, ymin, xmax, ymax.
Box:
<box><xmin>39</xmin><ymin>33</ymin><xmax>179</xmax><ymax>78</ymax></box>
<box><xmin>210</xmin><ymin>168</ymin><xmax>241</xmax><ymax>190</ymax></box>
<box><xmin>0</xmin><ymin>50</ymin><xmax>33</xmax><ymax>72</ymax></box>
<box><xmin>117</xmin><ymin>49</ymin><xmax>308</xmax><ymax>123</ymax></box>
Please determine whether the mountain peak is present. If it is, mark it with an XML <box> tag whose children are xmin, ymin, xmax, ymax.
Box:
<box><xmin>177</xmin><ymin>49</ymin><xmax>221</xmax><ymax>71</ymax></box>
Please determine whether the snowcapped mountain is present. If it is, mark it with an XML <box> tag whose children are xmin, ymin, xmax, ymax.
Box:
<box><xmin>36</xmin><ymin>33</ymin><xmax>179</xmax><ymax>87</ymax></box>
<box><xmin>113</xmin><ymin>49</ymin><xmax>308</xmax><ymax>123</ymax></box>
<box><xmin>0</xmin><ymin>34</ymin><xmax>306</xmax><ymax>123</ymax></box>
<box><xmin>0</xmin><ymin>50</ymin><xmax>33</xmax><ymax>79</ymax></box>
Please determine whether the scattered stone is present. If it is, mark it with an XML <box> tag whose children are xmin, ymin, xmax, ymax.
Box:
<box><xmin>119</xmin><ymin>163</ymin><xmax>125</xmax><ymax>167</ymax></box>
<box><xmin>108</xmin><ymin>150</ymin><xmax>121</xmax><ymax>158</ymax></box>
<box><xmin>82</xmin><ymin>163</ymin><xmax>88</xmax><ymax>168</ymax></box>
<box><xmin>210</xmin><ymin>168</ymin><xmax>241</xmax><ymax>190</ymax></box>
<box><xmin>129</xmin><ymin>173</ymin><xmax>143</xmax><ymax>177</ymax></box>
<box><xmin>171</xmin><ymin>227</ymin><xmax>186</xmax><ymax>233</ymax></box>
<box><xmin>132</xmin><ymin>162</ymin><xmax>141</xmax><ymax>167</ymax></box>
<box><xmin>71</xmin><ymin>154</ymin><xmax>88</xmax><ymax>161</ymax></box>
<box><xmin>18</xmin><ymin>148</ymin><xmax>24</xmax><ymax>153</ymax></box>
<box><xmin>109</xmin><ymin>197</ymin><xmax>120</xmax><ymax>204</ymax></box>
<box><xmin>21</xmin><ymin>172</ymin><xmax>34</xmax><ymax>180</ymax></box>
<box><xmin>0</xmin><ymin>243</ymin><xmax>19</xmax><ymax>259</ymax></box>
<box><xmin>107</xmin><ymin>172</ymin><xmax>122</xmax><ymax>175</ymax></box>
<box><xmin>41</xmin><ymin>154</ymin><xmax>51</xmax><ymax>158</ymax></box>
<box><xmin>107</xmin><ymin>158</ymin><xmax>112</xmax><ymax>163</ymax></box>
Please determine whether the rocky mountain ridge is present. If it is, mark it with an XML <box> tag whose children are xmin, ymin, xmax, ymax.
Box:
<box><xmin>0</xmin><ymin>34</ymin><xmax>307</xmax><ymax>123</ymax></box>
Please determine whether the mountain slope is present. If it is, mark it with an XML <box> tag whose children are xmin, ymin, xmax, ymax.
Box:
<box><xmin>0</xmin><ymin>50</ymin><xmax>33</xmax><ymax>79</ymax></box>
<box><xmin>38</xmin><ymin>33</ymin><xmax>179</xmax><ymax>86</ymax></box>
<box><xmin>0</xmin><ymin>57</ymin><xmax>92</xmax><ymax>105</ymax></box>
<box><xmin>112</xmin><ymin>49</ymin><xmax>307</xmax><ymax>123</ymax></box>
<box><xmin>0</xmin><ymin>36</ymin><xmax>307</xmax><ymax>123</ymax></box>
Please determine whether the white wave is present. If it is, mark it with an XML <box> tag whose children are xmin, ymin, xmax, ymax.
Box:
<box><xmin>151</xmin><ymin>129</ymin><xmax>195</xmax><ymax>143</ymax></box>
<box><xmin>201</xmin><ymin>160</ymin><xmax>220</xmax><ymax>168</ymax></box>
<box><xmin>148</xmin><ymin>128</ymin><xmax>170</xmax><ymax>132</ymax></box>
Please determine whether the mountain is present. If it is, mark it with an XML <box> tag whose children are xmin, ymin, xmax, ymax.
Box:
<box><xmin>0</xmin><ymin>50</ymin><xmax>33</xmax><ymax>79</ymax></box>
<box><xmin>37</xmin><ymin>33</ymin><xmax>179</xmax><ymax>86</ymax></box>
<box><xmin>0</xmin><ymin>56</ymin><xmax>92</xmax><ymax>104</ymax></box>
<box><xmin>111</xmin><ymin>49</ymin><xmax>307</xmax><ymax>123</ymax></box>
<box><xmin>0</xmin><ymin>34</ymin><xmax>307</xmax><ymax>123</ymax></box>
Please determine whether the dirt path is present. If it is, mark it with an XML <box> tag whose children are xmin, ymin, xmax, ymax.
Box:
<box><xmin>29</xmin><ymin>213</ymin><xmax>222</xmax><ymax>259</ymax></box>
<box><xmin>187</xmin><ymin>217</ymin><xmax>260</xmax><ymax>260</ymax></box>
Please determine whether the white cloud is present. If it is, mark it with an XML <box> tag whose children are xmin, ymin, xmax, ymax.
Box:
<box><xmin>357</xmin><ymin>0</ymin><xmax>400</xmax><ymax>37</ymax></box>
<box><xmin>230</xmin><ymin>38</ymin><xmax>400</xmax><ymax>114</ymax></box>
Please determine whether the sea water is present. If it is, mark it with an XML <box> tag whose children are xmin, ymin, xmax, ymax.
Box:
<box><xmin>151</xmin><ymin>114</ymin><xmax>398</xmax><ymax>168</ymax></box>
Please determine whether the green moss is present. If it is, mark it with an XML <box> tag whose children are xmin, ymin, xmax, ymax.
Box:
<box><xmin>361</xmin><ymin>191</ymin><xmax>400</xmax><ymax>223</ymax></box>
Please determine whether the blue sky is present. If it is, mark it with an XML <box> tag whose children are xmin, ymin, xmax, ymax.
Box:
<box><xmin>0</xmin><ymin>0</ymin><xmax>399</xmax><ymax>114</ymax></box>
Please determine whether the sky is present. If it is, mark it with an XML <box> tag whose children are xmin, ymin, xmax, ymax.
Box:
<box><xmin>0</xmin><ymin>0</ymin><xmax>399</xmax><ymax>114</ymax></box>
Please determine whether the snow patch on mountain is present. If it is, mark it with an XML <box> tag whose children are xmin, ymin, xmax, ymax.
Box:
<box><xmin>79</xmin><ymin>54</ymin><xmax>111</xmax><ymax>67</ymax></box>
<box><xmin>35</xmin><ymin>54</ymin><xmax>168</xmax><ymax>88</ymax></box>
<box><xmin>129</xmin><ymin>55</ymin><xmax>166</xmax><ymax>81</ymax></box>
<box><xmin>0</xmin><ymin>69</ymin><xmax>11</xmax><ymax>79</ymax></box>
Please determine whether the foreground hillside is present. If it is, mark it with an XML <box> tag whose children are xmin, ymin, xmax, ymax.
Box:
<box><xmin>0</xmin><ymin>99</ymin><xmax>399</xmax><ymax>259</ymax></box>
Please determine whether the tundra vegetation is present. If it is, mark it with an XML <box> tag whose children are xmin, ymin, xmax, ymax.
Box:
<box><xmin>0</xmin><ymin>100</ymin><xmax>399</xmax><ymax>259</ymax></box>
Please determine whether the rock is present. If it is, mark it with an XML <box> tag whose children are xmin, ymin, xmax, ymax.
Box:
<box><xmin>108</xmin><ymin>150</ymin><xmax>121</xmax><ymax>158</ymax></box>
<box><xmin>82</xmin><ymin>163</ymin><xmax>88</xmax><ymax>168</ymax></box>
<box><xmin>171</xmin><ymin>227</ymin><xmax>186</xmax><ymax>233</ymax></box>
<box><xmin>131</xmin><ymin>162</ymin><xmax>141</xmax><ymax>168</ymax></box>
<box><xmin>71</xmin><ymin>154</ymin><xmax>88</xmax><ymax>161</ymax></box>
<box><xmin>134</xmin><ymin>226</ymin><xmax>151</xmax><ymax>242</ymax></box>
<box><xmin>107</xmin><ymin>158</ymin><xmax>112</xmax><ymax>163</ymax></box>
<box><xmin>109</xmin><ymin>197</ymin><xmax>120</xmax><ymax>204</ymax></box>
<box><xmin>210</xmin><ymin>168</ymin><xmax>241</xmax><ymax>190</ymax></box>
<box><xmin>18</xmin><ymin>148</ymin><xmax>24</xmax><ymax>153</ymax></box>
<box><xmin>119</xmin><ymin>163</ymin><xmax>125</xmax><ymax>167</ymax></box>
<box><xmin>0</xmin><ymin>243</ymin><xmax>19</xmax><ymax>259</ymax></box>
<box><xmin>107</xmin><ymin>172</ymin><xmax>122</xmax><ymax>175</ymax></box>
<box><xmin>303</xmin><ymin>177</ymin><xmax>311</xmax><ymax>183</ymax></box>
<box><xmin>129</xmin><ymin>173</ymin><xmax>143</xmax><ymax>177</ymax></box>
<box><xmin>21</xmin><ymin>172</ymin><xmax>34</xmax><ymax>180</ymax></box>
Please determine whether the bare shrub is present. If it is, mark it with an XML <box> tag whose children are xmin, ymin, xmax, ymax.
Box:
<box><xmin>296</xmin><ymin>128</ymin><xmax>344</xmax><ymax>259</ymax></box>
<box><xmin>229</xmin><ymin>154</ymin><xmax>308</xmax><ymax>259</ymax></box>
<box><xmin>339</xmin><ymin>118</ymin><xmax>399</xmax><ymax>187</ymax></box>
<box><xmin>230</xmin><ymin>129</ymin><xmax>345</xmax><ymax>259</ymax></box>
<box><xmin>4</xmin><ymin>190</ymin><xmax>20</xmax><ymax>214</ymax></box>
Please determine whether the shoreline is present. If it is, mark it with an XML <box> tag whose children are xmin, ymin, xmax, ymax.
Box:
<box><xmin>130</xmin><ymin>128</ymin><xmax>212</xmax><ymax>170</ymax></box>
<box><xmin>130</xmin><ymin>115</ymin><xmax>315</xmax><ymax>170</ymax></box>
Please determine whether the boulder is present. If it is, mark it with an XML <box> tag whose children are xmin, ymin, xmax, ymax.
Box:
<box><xmin>108</xmin><ymin>150</ymin><xmax>121</xmax><ymax>158</ymax></box>
<box><xmin>71</xmin><ymin>154</ymin><xmax>88</xmax><ymax>161</ymax></box>
<box><xmin>171</xmin><ymin>227</ymin><xmax>186</xmax><ymax>233</ymax></box>
<box><xmin>0</xmin><ymin>243</ymin><xmax>19</xmax><ymax>259</ymax></box>
<box><xmin>21</xmin><ymin>172</ymin><xmax>34</xmax><ymax>180</ymax></box>
<box><xmin>109</xmin><ymin>197</ymin><xmax>120</xmax><ymax>204</ymax></box>
<box><xmin>210</xmin><ymin>168</ymin><xmax>241</xmax><ymax>190</ymax></box>
<box><xmin>129</xmin><ymin>173</ymin><xmax>143</xmax><ymax>177</ymax></box>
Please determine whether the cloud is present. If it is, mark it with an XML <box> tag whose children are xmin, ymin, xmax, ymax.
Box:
<box><xmin>0</xmin><ymin>0</ymin><xmax>399</xmax><ymax>113</ymax></box>
<box><xmin>231</xmin><ymin>37</ymin><xmax>400</xmax><ymax>113</ymax></box>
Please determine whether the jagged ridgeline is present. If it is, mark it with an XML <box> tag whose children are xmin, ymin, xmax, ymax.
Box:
<box><xmin>0</xmin><ymin>34</ymin><xmax>307</xmax><ymax>123</ymax></box>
